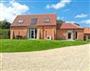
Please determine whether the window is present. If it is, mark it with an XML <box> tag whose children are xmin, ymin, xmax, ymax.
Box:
<box><xmin>18</xmin><ymin>19</ymin><xmax>23</xmax><ymax>24</ymax></box>
<box><xmin>44</xmin><ymin>17</ymin><xmax>50</xmax><ymax>23</ymax></box>
<box><xmin>75</xmin><ymin>32</ymin><xmax>77</xmax><ymax>39</ymax></box>
<box><xmin>31</xmin><ymin>18</ymin><xmax>37</xmax><ymax>24</ymax></box>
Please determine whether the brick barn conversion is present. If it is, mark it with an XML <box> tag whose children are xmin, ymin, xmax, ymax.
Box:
<box><xmin>10</xmin><ymin>14</ymin><xmax>90</xmax><ymax>40</ymax></box>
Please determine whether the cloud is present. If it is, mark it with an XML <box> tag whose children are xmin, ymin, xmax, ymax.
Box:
<box><xmin>57</xmin><ymin>16</ymin><xmax>60</xmax><ymax>20</ymax></box>
<box><xmin>65</xmin><ymin>21</ymin><xmax>75</xmax><ymax>23</ymax></box>
<box><xmin>57</xmin><ymin>16</ymin><xmax>65</xmax><ymax>20</ymax></box>
<box><xmin>80</xmin><ymin>19</ymin><xmax>90</xmax><ymax>24</ymax></box>
<box><xmin>46</xmin><ymin>0</ymin><xmax>71</xmax><ymax>10</ymax></box>
<box><xmin>0</xmin><ymin>0</ymin><xmax>29</xmax><ymax>23</ymax></box>
<box><xmin>75</xmin><ymin>13</ymin><xmax>88</xmax><ymax>18</ymax></box>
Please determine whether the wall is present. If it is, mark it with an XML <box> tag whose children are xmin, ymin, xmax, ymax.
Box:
<box><xmin>56</xmin><ymin>29</ymin><xmax>84</xmax><ymax>40</ymax></box>
<box><xmin>56</xmin><ymin>29</ymin><xmax>67</xmax><ymax>40</ymax></box>
<box><xmin>37</xmin><ymin>26</ymin><xmax>56</xmax><ymax>40</ymax></box>
<box><xmin>76</xmin><ymin>29</ymin><xmax>84</xmax><ymax>40</ymax></box>
<box><xmin>10</xmin><ymin>26</ymin><xmax>28</xmax><ymax>39</ymax></box>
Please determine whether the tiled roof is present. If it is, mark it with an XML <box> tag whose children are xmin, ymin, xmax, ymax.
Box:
<box><xmin>59</xmin><ymin>23</ymin><xmax>83</xmax><ymax>29</ymax></box>
<box><xmin>11</xmin><ymin>14</ymin><xmax>56</xmax><ymax>27</ymax></box>
<box><xmin>84</xmin><ymin>28</ymin><xmax>90</xmax><ymax>34</ymax></box>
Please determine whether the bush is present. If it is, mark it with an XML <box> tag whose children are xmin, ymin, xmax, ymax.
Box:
<box><xmin>0</xmin><ymin>20</ymin><xmax>11</xmax><ymax>29</ymax></box>
<box><xmin>0</xmin><ymin>29</ymin><xmax>10</xmax><ymax>39</ymax></box>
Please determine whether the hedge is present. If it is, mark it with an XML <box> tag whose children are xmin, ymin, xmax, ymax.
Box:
<box><xmin>0</xmin><ymin>29</ymin><xmax>10</xmax><ymax>39</ymax></box>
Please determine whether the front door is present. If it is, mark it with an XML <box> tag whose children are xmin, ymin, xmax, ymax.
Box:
<box><xmin>67</xmin><ymin>30</ymin><xmax>74</xmax><ymax>40</ymax></box>
<box><xmin>29</xmin><ymin>28</ymin><xmax>37</xmax><ymax>39</ymax></box>
<box><xmin>68</xmin><ymin>32</ymin><xmax>72</xmax><ymax>39</ymax></box>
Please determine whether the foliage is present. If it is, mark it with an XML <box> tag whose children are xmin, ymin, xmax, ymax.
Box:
<box><xmin>56</xmin><ymin>20</ymin><xmax>65</xmax><ymax>24</ymax></box>
<box><xmin>0</xmin><ymin>20</ymin><xmax>11</xmax><ymax>29</ymax></box>
<box><xmin>0</xmin><ymin>29</ymin><xmax>10</xmax><ymax>39</ymax></box>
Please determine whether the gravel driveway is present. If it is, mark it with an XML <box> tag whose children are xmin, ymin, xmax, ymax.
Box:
<box><xmin>0</xmin><ymin>44</ymin><xmax>90</xmax><ymax>71</ymax></box>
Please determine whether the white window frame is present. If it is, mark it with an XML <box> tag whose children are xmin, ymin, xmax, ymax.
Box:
<box><xmin>44</xmin><ymin>17</ymin><xmax>50</xmax><ymax>23</ymax></box>
<box><xmin>18</xmin><ymin>19</ymin><xmax>23</xmax><ymax>24</ymax></box>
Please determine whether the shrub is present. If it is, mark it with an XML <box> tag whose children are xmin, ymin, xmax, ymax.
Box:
<box><xmin>0</xmin><ymin>29</ymin><xmax>10</xmax><ymax>39</ymax></box>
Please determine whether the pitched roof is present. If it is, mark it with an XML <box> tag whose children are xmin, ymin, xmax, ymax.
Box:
<box><xmin>84</xmin><ymin>28</ymin><xmax>90</xmax><ymax>34</ymax></box>
<box><xmin>59</xmin><ymin>23</ymin><xmax>83</xmax><ymax>29</ymax></box>
<box><xmin>11</xmin><ymin>14</ymin><xmax>56</xmax><ymax>27</ymax></box>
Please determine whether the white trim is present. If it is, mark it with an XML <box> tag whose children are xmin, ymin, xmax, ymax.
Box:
<box><xmin>28</xmin><ymin>28</ymin><xmax>36</xmax><ymax>39</ymax></box>
<box><xmin>67</xmin><ymin>30</ymin><xmax>74</xmax><ymax>40</ymax></box>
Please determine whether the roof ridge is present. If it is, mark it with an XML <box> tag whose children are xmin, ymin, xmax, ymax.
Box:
<box><xmin>17</xmin><ymin>13</ymin><xmax>56</xmax><ymax>16</ymax></box>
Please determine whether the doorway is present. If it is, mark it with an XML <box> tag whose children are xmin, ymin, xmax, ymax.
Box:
<box><xmin>68</xmin><ymin>32</ymin><xmax>72</xmax><ymax>39</ymax></box>
<box><xmin>75</xmin><ymin>32</ymin><xmax>77</xmax><ymax>40</ymax></box>
<box><xmin>29</xmin><ymin>28</ymin><xmax>37</xmax><ymax>39</ymax></box>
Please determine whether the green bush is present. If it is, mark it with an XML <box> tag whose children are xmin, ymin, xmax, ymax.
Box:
<box><xmin>0</xmin><ymin>20</ymin><xmax>11</xmax><ymax>29</ymax></box>
<box><xmin>0</xmin><ymin>29</ymin><xmax>10</xmax><ymax>39</ymax></box>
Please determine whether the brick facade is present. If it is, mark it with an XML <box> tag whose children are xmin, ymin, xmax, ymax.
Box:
<box><xmin>10</xmin><ymin>14</ymin><xmax>89</xmax><ymax>40</ymax></box>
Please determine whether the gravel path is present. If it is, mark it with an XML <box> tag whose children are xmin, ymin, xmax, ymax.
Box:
<box><xmin>0</xmin><ymin>44</ymin><xmax>90</xmax><ymax>71</ymax></box>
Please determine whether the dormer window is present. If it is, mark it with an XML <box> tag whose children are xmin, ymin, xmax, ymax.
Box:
<box><xmin>31</xmin><ymin>18</ymin><xmax>37</xmax><ymax>24</ymax></box>
<box><xmin>18</xmin><ymin>19</ymin><xmax>23</xmax><ymax>24</ymax></box>
<box><xmin>44</xmin><ymin>17</ymin><xmax>50</xmax><ymax>23</ymax></box>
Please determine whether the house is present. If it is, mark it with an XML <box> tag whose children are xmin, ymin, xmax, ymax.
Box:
<box><xmin>84</xmin><ymin>28</ymin><xmax>90</xmax><ymax>40</ymax></box>
<box><xmin>56</xmin><ymin>23</ymin><xmax>84</xmax><ymax>40</ymax></box>
<box><xmin>10</xmin><ymin>14</ymin><xmax>89</xmax><ymax>40</ymax></box>
<box><xmin>10</xmin><ymin>14</ymin><xmax>56</xmax><ymax>40</ymax></box>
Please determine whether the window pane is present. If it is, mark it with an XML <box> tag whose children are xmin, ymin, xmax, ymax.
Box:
<box><xmin>18</xmin><ymin>19</ymin><xmax>23</xmax><ymax>24</ymax></box>
<box><xmin>31</xmin><ymin>18</ymin><xmax>37</xmax><ymax>24</ymax></box>
<box><xmin>44</xmin><ymin>17</ymin><xmax>50</xmax><ymax>23</ymax></box>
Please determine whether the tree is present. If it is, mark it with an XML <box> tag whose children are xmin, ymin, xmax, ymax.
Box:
<box><xmin>74</xmin><ymin>23</ymin><xmax>80</xmax><ymax>26</ymax></box>
<box><xmin>56</xmin><ymin>20</ymin><xmax>65</xmax><ymax>24</ymax></box>
<box><xmin>0</xmin><ymin>20</ymin><xmax>11</xmax><ymax>29</ymax></box>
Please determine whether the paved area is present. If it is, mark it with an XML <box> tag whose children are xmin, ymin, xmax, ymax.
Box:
<box><xmin>0</xmin><ymin>44</ymin><xmax>90</xmax><ymax>71</ymax></box>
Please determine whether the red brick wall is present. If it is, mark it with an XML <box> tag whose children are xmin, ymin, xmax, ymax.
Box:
<box><xmin>10</xmin><ymin>26</ymin><xmax>84</xmax><ymax>40</ymax></box>
<box><xmin>56</xmin><ymin>29</ymin><xmax>84</xmax><ymax>40</ymax></box>
<box><xmin>38</xmin><ymin>26</ymin><xmax>56</xmax><ymax>40</ymax></box>
<box><xmin>10</xmin><ymin>26</ymin><xmax>28</xmax><ymax>39</ymax></box>
<box><xmin>56</xmin><ymin>29</ymin><xmax>67</xmax><ymax>40</ymax></box>
<box><xmin>76</xmin><ymin>29</ymin><xmax>84</xmax><ymax>40</ymax></box>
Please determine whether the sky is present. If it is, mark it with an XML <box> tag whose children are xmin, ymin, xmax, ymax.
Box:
<box><xmin>0</xmin><ymin>0</ymin><xmax>90</xmax><ymax>27</ymax></box>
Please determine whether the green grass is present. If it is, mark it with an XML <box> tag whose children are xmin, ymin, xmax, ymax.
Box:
<box><xmin>0</xmin><ymin>39</ymin><xmax>89</xmax><ymax>52</ymax></box>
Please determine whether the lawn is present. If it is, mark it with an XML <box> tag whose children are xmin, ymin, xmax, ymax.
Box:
<box><xmin>0</xmin><ymin>39</ymin><xmax>89</xmax><ymax>52</ymax></box>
